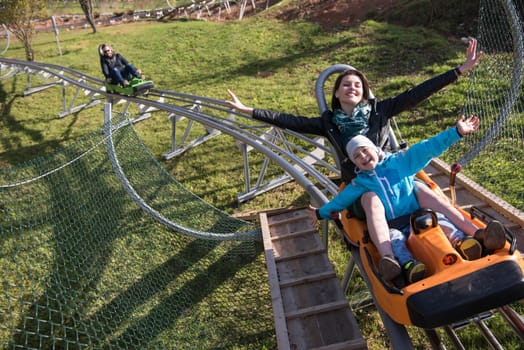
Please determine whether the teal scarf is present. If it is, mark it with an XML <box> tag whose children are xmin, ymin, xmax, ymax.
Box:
<box><xmin>332</xmin><ymin>102</ymin><xmax>371</xmax><ymax>146</ymax></box>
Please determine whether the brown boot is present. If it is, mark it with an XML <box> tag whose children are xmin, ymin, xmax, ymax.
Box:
<box><xmin>378</xmin><ymin>255</ymin><xmax>401</xmax><ymax>281</ymax></box>
<box><xmin>475</xmin><ymin>220</ymin><xmax>506</xmax><ymax>251</ymax></box>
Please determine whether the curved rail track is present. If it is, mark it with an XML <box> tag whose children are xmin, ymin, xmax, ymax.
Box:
<box><xmin>1</xmin><ymin>57</ymin><xmax>523</xmax><ymax>349</ymax></box>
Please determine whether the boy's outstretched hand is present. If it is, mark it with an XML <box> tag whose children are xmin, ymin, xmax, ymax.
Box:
<box><xmin>306</xmin><ymin>205</ymin><xmax>319</xmax><ymax>226</ymax></box>
<box><xmin>457</xmin><ymin>114</ymin><xmax>479</xmax><ymax>136</ymax></box>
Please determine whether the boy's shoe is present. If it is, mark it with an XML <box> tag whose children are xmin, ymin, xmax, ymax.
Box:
<box><xmin>455</xmin><ymin>236</ymin><xmax>482</xmax><ymax>260</ymax></box>
<box><xmin>122</xmin><ymin>80</ymin><xmax>130</xmax><ymax>87</ymax></box>
<box><xmin>403</xmin><ymin>260</ymin><xmax>426</xmax><ymax>284</ymax></box>
<box><xmin>378</xmin><ymin>255</ymin><xmax>401</xmax><ymax>281</ymax></box>
<box><xmin>475</xmin><ymin>220</ymin><xmax>506</xmax><ymax>251</ymax></box>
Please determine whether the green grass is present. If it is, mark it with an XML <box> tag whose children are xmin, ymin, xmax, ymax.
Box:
<box><xmin>1</xmin><ymin>17</ymin><xmax>466</xmax><ymax>162</ymax></box>
<box><xmin>0</xmin><ymin>17</ymin><xmax>471</xmax><ymax>213</ymax></box>
<box><xmin>1</xmin><ymin>9</ymin><xmax>523</xmax><ymax>349</ymax></box>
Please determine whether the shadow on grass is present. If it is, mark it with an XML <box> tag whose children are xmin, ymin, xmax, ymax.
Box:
<box><xmin>10</xmin><ymin>123</ymin><xmax>270</xmax><ymax>349</ymax></box>
<box><xmin>0</xmin><ymin>74</ymin><xmax>93</xmax><ymax>166</ymax></box>
<box><xmin>0</xmin><ymin>76</ymin><xmax>45</xmax><ymax>162</ymax></box>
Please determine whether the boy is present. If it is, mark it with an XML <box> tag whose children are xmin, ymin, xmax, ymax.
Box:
<box><xmin>310</xmin><ymin>115</ymin><xmax>506</xmax><ymax>284</ymax></box>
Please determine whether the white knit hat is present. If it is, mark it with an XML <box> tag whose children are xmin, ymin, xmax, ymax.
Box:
<box><xmin>346</xmin><ymin>135</ymin><xmax>380</xmax><ymax>163</ymax></box>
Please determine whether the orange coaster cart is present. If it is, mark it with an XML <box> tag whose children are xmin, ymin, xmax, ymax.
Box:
<box><xmin>339</xmin><ymin>170</ymin><xmax>524</xmax><ymax>329</ymax></box>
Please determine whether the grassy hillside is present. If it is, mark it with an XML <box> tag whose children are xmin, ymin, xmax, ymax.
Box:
<box><xmin>0</xmin><ymin>17</ymin><xmax>472</xmax><ymax>212</ymax></box>
<box><xmin>1</xmin><ymin>5</ymin><xmax>521</xmax><ymax>349</ymax></box>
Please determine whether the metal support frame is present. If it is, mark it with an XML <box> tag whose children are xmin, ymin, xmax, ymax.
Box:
<box><xmin>21</xmin><ymin>69</ymin><xmax>104</xmax><ymax>118</ymax></box>
<box><xmin>1</xmin><ymin>24</ymin><xmax>10</xmax><ymax>55</ymax></box>
<box><xmin>444</xmin><ymin>326</ymin><xmax>466</xmax><ymax>350</ymax></box>
<box><xmin>238</xmin><ymin>0</ymin><xmax>256</xmax><ymax>20</ymax></box>
<box><xmin>236</xmin><ymin>127</ymin><xmax>328</xmax><ymax>203</ymax></box>
<box><xmin>57</xmin><ymin>80</ymin><xmax>103</xmax><ymax>118</ymax></box>
<box><xmin>23</xmin><ymin>81</ymin><xmax>59</xmax><ymax>96</ymax></box>
<box><xmin>499</xmin><ymin>305</ymin><xmax>524</xmax><ymax>342</ymax></box>
<box><xmin>475</xmin><ymin>316</ymin><xmax>504</xmax><ymax>350</ymax></box>
<box><xmin>23</xmin><ymin>69</ymin><xmax>60</xmax><ymax>96</ymax></box>
<box><xmin>163</xmin><ymin>101</ymin><xmax>221</xmax><ymax>160</ymax></box>
<box><xmin>105</xmin><ymin>96</ymin><xmax>154</xmax><ymax>124</ymax></box>
<box><xmin>0</xmin><ymin>64</ymin><xmax>19</xmax><ymax>79</ymax></box>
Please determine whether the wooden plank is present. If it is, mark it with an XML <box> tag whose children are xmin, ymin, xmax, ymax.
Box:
<box><xmin>460</xmin><ymin>203</ymin><xmax>491</xmax><ymax>210</ymax></box>
<box><xmin>269</xmin><ymin>213</ymin><xmax>310</xmax><ymax>227</ymax></box>
<box><xmin>440</xmin><ymin>184</ymin><xmax>465</xmax><ymax>192</ymax></box>
<box><xmin>310</xmin><ymin>339</ymin><xmax>371</xmax><ymax>350</ymax></box>
<box><xmin>308</xmin><ymin>310</ymin><xmax>368</xmax><ymax>350</ymax></box>
<box><xmin>286</xmin><ymin>309</ymin><xmax>367</xmax><ymax>350</ymax></box>
<box><xmin>260</xmin><ymin>212</ymin><xmax>291</xmax><ymax>350</ymax></box>
<box><xmin>231</xmin><ymin>206</ymin><xmax>304</xmax><ymax>221</ymax></box>
<box><xmin>271</xmin><ymin>227</ymin><xmax>317</xmax><ymax>241</ymax></box>
<box><xmin>275</xmin><ymin>247</ymin><xmax>326</xmax><ymax>262</ymax></box>
<box><xmin>279</xmin><ymin>271</ymin><xmax>337</xmax><ymax>288</ymax></box>
<box><xmin>285</xmin><ymin>300</ymin><xmax>350</xmax><ymax>320</ymax></box>
<box><xmin>277</xmin><ymin>253</ymin><xmax>333</xmax><ymax>281</ymax></box>
<box><xmin>281</xmin><ymin>277</ymin><xmax>347</xmax><ymax>312</ymax></box>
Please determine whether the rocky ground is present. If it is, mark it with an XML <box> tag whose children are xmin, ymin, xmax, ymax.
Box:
<box><xmin>257</xmin><ymin>0</ymin><xmax>393</xmax><ymax>29</ymax></box>
<box><xmin>36</xmin><ymin>0</ymin><xmax>394</xmax><ymax>32</ymax></box>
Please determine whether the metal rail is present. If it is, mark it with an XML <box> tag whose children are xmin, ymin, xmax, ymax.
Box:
<box><xmin>0</xmin><ymin>58</ymin><xmax>339</xmax><ymax>201</ymax></box>
<box><xmin>0</xmin><ymin>57</ymin><xmax>335</xmax><ymax>239</ymax></box>
<box><xmin>0</xmin><ymin>24</ymin><xmax>10</xmax><ymax>56</ymax></box>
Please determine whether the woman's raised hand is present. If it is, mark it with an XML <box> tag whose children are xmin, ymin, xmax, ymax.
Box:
<box><xmin>225</xmin><ymin>89</ymin><xmax>254</xmax><ymax>115</ymax></box>
<box><xmin>458</xmin><ymin>37</ymin><xmax>483</xmax><ymax>75</ymax></box>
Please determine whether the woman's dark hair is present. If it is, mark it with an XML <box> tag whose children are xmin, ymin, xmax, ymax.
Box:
<box><xmin>331</xmin><ymin>69</ymin><xmax>371</xmax><ymax>111</ymax></box>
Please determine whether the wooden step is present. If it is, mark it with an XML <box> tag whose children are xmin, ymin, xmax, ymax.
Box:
<box><xmin>285</xmin><ymin>299</ymin><xmax>351</xmax><ymax>320</ymax></box>
<box><xmin>261</xmin><ymin>209</ymin><xmax>368</xmax><ymax>350</ymax></box>
<box><xmin>274</xmin><ymin>247</ymin><xmax>327</xmax><ymax>263</ymax></box>
<box><xmin>279</xmin><ymin>271</ymin><xmax>337</xmax><ymax>288</ymax></box>
<box><xmin>271</xmin><ymin>227</ymin><xmax>318</xmax><ymax>241</ymax></box>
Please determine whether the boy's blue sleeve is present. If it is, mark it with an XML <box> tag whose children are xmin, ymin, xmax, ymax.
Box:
<box><xmin>393</xmin><ymin>127</ymin><xmax>462</xmax><ymax>177</ymax></box>
<box><xmin>318</xmin><ymin>184</ymin><xmax>365</xmax><ymax>219</ymax></box>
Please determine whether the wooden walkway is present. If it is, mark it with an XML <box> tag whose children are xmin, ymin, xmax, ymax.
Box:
<box><xmin>260</xmin><ymin>209</ymin><xmax>368</xmax><ymax>350</ymax></box>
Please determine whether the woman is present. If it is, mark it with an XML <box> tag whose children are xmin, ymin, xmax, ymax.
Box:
<box><xmin>100</xmin><ymin>44</ymin><xmax>144</xmax><ymax>87</ymax></box>
<box><xmin>225</xmin><ymin>38</ymin><xmax>483</xmax><ymax>278</ymax></box>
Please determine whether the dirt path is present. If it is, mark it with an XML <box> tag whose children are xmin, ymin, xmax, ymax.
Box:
<box><xmin>35</xmin><ymin>0</ymin><xmax>394</xmax><ymax>32</ymax></box>
<box><xmin>263</xmin><ymin>0</ymin><xmax>393</xmax><ymax>29</ymax></box>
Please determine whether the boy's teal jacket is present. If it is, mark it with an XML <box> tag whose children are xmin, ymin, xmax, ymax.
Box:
<box><xmin>318</xmin><ymin>127</ymin><xmax>463</xmax><ymax>220</ymax></box>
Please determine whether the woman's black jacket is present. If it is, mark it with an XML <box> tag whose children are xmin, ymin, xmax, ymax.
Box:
<box><xmin>100</xmin><ymin>53</ymin><xmax>131</xmax><ymax>80</ymax></box>
<box><xmin>252</xmin><ymin>68</ymin><xmax>461</xmax><ymax>182</ymax></box>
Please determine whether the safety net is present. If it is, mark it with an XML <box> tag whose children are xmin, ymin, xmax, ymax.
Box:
<box><xmin>445</xmin><ymin>0</ymin><xmax>524</xmax><ymax>212</ymax></box>
<box><xmin>0</xmin><ymin>112</ymin><xmax>275</xmax><ymax>349</ymax></box>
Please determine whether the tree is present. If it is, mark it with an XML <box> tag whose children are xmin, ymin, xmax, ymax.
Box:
<box><xmin>0</xmin><ymin>0</ymin><xmax>45</xmax><ymax>61</ymax></box>
<box><xmin>79</xmin><ymin>0</ymin><xmax>97</xmax><ymax>33</ymax></box>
